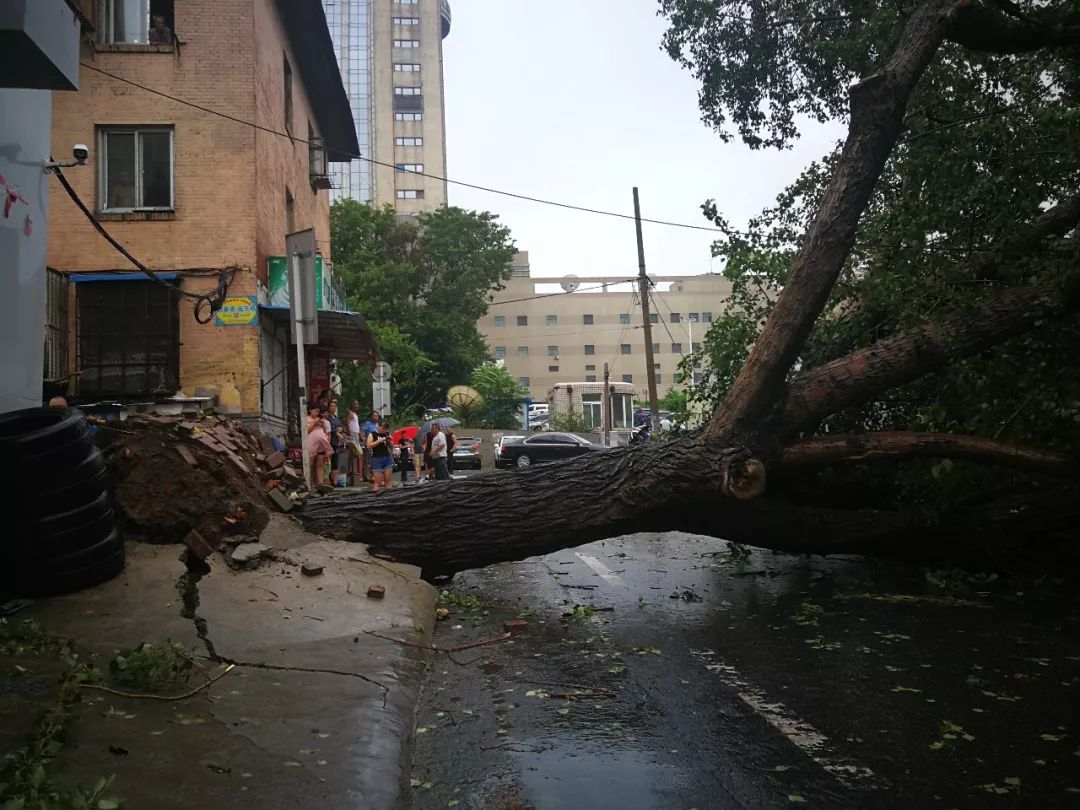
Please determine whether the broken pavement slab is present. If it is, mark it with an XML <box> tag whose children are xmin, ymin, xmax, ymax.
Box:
<box><xmin>16</xmin><ymin>520</ymin><xmax>437</xmax><ymax>809</ymax></box>
<box><xmin>227</xmin><ymin>542</ymin><xmax>271</xmax><ymax>569</ymax></box>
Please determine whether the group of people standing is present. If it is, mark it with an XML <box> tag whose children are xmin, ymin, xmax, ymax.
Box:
<box><xmin>307</xmin><ymin>393</ymin><xmax>458</xmax><ymax>492</ymax></box>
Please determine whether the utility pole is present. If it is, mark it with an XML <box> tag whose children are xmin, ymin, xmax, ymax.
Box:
<box><xmin>633</xmin><ymin>187</ymin><xmax>661</xmax><ymax>435</ymax></box>
<box><xmin>602</xmin><ymin>362</ymin><xmax>611</xmax><ymax>446</ymax></box>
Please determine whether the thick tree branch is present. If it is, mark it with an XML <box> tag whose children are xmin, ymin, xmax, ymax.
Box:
<box><xmin>969</xmin><ymin>194</ymin><xmax>1080</xmax><ymax>280</ymax></box>
<box><xmin>784</xmin><ymin>274</ymin><xmax>1080</xmax><ymax>431</ymax></box>
<box><xmin>781</xmin><ymin>432</ymin><xmax>1079</xmax><ymax>477</ymax></box>
<box><xmin>707</xmin><ymin>1</ymin><xmax>954</xmax><ymax>442</ymax></box>
<box><xmin>948</xmin><ymin>2</ymin><xmax>1080</xmax><ymax>52</ymax></box>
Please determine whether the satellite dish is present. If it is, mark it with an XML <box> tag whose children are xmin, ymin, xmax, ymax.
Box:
<box><xmin>446</xmin><ymin>385</ymin><xmax>484</xmax><ymax>410</ymax></box>
<box><xmin>560</xmin><ymin>274</ymin><xmax>580</xmax><ymax>293</ymax></box>
<box><xmin>669</xmin><ymin>281</ymin><xmax>684</xmax><ymax>293</ymax></box>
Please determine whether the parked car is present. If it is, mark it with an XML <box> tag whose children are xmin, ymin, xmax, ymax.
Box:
<box><xmin>495</xmin><ymin>432</ymin><xmax>607</xmax><ymax>469</ymax></box>
<box><xmin>494</xmin><ymin>434</ymin><xmax>524</xmax><ymax>466</ymax></box>
<box><xmin>452</xmin><ymin>436</ymin><xmax>482</xmax><ymax>470</ymax></box>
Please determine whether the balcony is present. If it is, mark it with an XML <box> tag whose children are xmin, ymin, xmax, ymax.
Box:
<box><xmin>439</xmin><ymin>0</ymin><xmax>451</xmax><ymax>38</ymax></box>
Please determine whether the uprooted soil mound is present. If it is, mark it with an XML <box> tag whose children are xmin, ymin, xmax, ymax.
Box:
<box><xmin>103</xmin><ymin>416</ymin><xmax>273</xmax><ymax>545</ymax></box>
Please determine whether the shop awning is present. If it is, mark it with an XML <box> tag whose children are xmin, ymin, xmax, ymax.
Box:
<box><xmin>259</xmin><ymin>306</ymin><xmax>378</xmax><ymax>363</ymax></box>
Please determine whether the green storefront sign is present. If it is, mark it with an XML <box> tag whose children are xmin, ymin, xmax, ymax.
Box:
<box><xmin>267</xmin><ymin>255</ymin><xmax>346</xmax><ymax>311</ymax></box>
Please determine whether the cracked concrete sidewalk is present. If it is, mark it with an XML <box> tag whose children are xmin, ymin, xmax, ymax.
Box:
<box><xmin>8</xmin><ymin>515</ymin><xmax>437</xmax><ymax>809</ymax></box>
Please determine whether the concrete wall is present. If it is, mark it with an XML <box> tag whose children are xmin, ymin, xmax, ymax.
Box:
<box><xmin>481</xmin><ymin>275</ymin><xmax>734</xmax><ymax>400</ymax></box>
<box><xmin>0</xmin><ymin>89</ymin><xmax>51</xmax><ymax>412</ymax></box>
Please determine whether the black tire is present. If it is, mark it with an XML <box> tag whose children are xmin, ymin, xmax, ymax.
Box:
<box><xmin>33</xmin><ymin>490</ymin><xmax>112</xmax><ymax>537</ymax></box>
<box><xmin>0</xmin><ymin>407</ymin><xmax>87</xmax><ymax>455</ymax></box>
<box><xmin>22</xmin><ymin>461</ymin><xmax>109</xmax><ymax>515</ymax></box>
<box><xmin>2</xmin><ymin>543</ymin><xmax>125</xmax><ymax>598</ymax></box>
<box><xmin>4</xmin><ymin>508</ymin><xmax>116</xmax><ymax>561</ymax></box>
<box><xmin>516</xmin><ymin>454</ymin><xmax>532</xmax><ymax>468</ymax></box>
<box><xmin>44</xmin><ymin>529</ymin><xmax>123</xmax><ymax>572</ymax></box>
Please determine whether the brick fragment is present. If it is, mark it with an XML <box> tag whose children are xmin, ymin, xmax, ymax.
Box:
<box><xmin>175</xmin><ymin>444</ymin><xmax>199</xmax><ymax>467</ymax></box>
<box><xmin>182</xmin><ymin>529</ymin><xmax>214</xmax><ymax>561</ymax></box>
<box><xmin>366</xmin><ymin>584</ymin><xmax>385</xmax><ymax>599</ymax></box>
<box><xmin>267</xmin><ymin>487</ymin><xmax>293</xmax><ymax>513</ymax></box>
<box><xmin>264</xmin><ymin>451</ymin><xmax>286</xmax><ymax>470</ymax></box>
<box><xmin>301</xmin><ymin>562</ymin><xmax>324</xmax><ymax>577</ymax></box>
<box><xmin>503</xmin><ymin>619</ymin><xmax>528</xmax><ymax>634</ymax></box>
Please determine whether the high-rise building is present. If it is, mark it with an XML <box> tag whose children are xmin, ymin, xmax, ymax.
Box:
<box><xmin>324</xmin><ymin>0</ymin><xmax>451</xmax><ymax>211</ymax></box>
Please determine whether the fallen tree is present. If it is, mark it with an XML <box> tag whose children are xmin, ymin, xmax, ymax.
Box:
<box><xmin>300</xmin><ymin>0</ymin><xmax>1080</xmax><ymax>574</ymax></box>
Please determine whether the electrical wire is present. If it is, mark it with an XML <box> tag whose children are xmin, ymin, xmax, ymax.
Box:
<box><xmin>606</xmin><ymin>297</ymin><xmax>639</xmax><ymax>373</ymax></box>
<box><xmin>487</xmin><ymin>277</ymin><xmax>639</xmax><ymax>307</ymax></box>
<box><xmin>78</xmin><ymin>62</ymin><xmax>727</xmax><ymax>235</ymax></box>
<box><xmin>51</xmin><ymin>166</ymin><xmax>235</xmax><ymax>323</ymax></box>
<box><xmin>649</xmin><ymin>291</ymin><xmax>686</xmax><ymax>358</ymax></box>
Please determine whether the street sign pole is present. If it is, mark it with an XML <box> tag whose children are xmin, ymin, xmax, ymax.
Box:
<box><xmin>290</xmin><ymin>252</ymin><xmax>310</xmax><ymax>485</ymax></box>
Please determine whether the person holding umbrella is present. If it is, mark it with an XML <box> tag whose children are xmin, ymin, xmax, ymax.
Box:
<box><xmin>429</xmin><ymin>423</ymin><xmax>450</xmax><ymax>481</ymax></box>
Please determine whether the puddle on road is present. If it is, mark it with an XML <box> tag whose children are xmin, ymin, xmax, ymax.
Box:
<box><xmin>514</xmin><ymin>748</ymin><xmax>682</xmax><ymax>810</ymax></box>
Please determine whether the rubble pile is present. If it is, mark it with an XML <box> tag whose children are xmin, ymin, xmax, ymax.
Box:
<box><xmin>102</xmin><ymin>414</ymin><xmax>308</xmax><ymax>546</ymax></box>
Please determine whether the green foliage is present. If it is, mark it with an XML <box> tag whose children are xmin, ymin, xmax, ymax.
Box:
<box><xmin>468</xmin><ymin>363</ymin><xmax>525</xmax><ymax>428</ymax></box>
<box><xmin>108</xmin><ymin>643</ymin><xmax>193</xmax><ymax>693</ymax></box>
<box><xmin>437</xmin><ymin>591</ymin><xmax>486</xmax><ymax>611</ymax></box>
<box><xmin>548</xmin><ymin>410</ymin><xmax>592</xmax><ymax>434</ymax></box>
<box><xmin>330</xmin><ymin>202</ymin><xmax>517</xmax><ymax>411</ymax></box>
<box><xmin>662</xmin><ymin>1</ymin><xmax>1080</xmax><ymax>510</ymax></box>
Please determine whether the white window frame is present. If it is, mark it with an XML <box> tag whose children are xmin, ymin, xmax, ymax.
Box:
<box><xmin>395</xmin><ymin>137</ymin><xmax>424</xmax><ymax>146</ymax></box>
<box><xmin>395</xmin><ymin>112</ymin><xmax>423</xmax><ymax>122</ymax></box>
<box><xmin>394</xmin><ymin>86</ymin><xmax>422</xmax><ymax>96</ymax></box>
<box><xmin>98</xmin><ymin>126</ymin><xmax>175</xmax><ymax>212</ymax></box>
<box><xmin>396</xmin><ymin>163</ymin><xmax>425</xmax><ymax>174</ymax></box>
<box><xmin>393</xmin><ymin>39</ymin><xmax>421</xmax><ymax>48</ymax></box>
<box><xmin>98</xmin><ymin>0</ymin><xmax>150</xmax><ymax>45</ymax></box>
<box><xmin>396</xmin><ymin>189</ymin><xmax>424</xmax><ymax>199</ymax></box>
<box><xmin>394</xmin><ymin>63</ymin><xmax>421</xmax><ymax>72</ymax></box>
<box><xmin>393</xmin><ymin>17</ymin><xmax>420</xmax><ymax>25</ymax></box>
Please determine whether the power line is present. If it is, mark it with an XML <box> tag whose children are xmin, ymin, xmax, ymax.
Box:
<box><xmin>51</xmin><ymin>166</ymin><xmax>234</xmax><ymax>323</ymax></box>
<box><xmin>487</xmin><ymin>277</ymin><xmax>638</xmax><ymax>307</ymax></box>
<box><xmin>79</xmin><ymin>62</ymin><xmax>727</xmax><ymax>235</ymax></box>
<box><xmin>607</xmin><ymin>297</ymin><xmax>639</xmax><ymax>373</ymax></box>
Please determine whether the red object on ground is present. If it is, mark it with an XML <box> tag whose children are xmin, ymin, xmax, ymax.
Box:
<box><xmin>503</xmin><ymin>619</ymin><xmax>528</xmax><ymax>634</ymax></box>
<box><xmin>367</xmin><ymin>584</ymin><xmax>386</xmax><ymax>599</ymax></box>
<box><xmin>391</xmin><ymin>426</ymin><xmax>419</xmax><ymax>445</ymax></box>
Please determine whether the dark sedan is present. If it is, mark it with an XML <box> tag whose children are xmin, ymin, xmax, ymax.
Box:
<box><xmin>494</xmin><ymin>432</ymin><xmax>608</xmax><ymax>469</ymax></box>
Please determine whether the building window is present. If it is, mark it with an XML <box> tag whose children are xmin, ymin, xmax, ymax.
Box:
<box><xmin>693</xmin><ymin>371</ymin><xmax>703</xmax><ymax>384</ymax></box>
<box><xmin>283</xmin><ymin>54</ymin><xmax>293</xmax><ymax>134</ymax></box>
<box><xmin>396</xmin><ymin>189</ymin><xmax>424</xmax><ymax>199</ymax></box>
<box><xmin>584</xmin><ymin>345</ymin><xmax>595</xmax><ymax>355</ymax></box>
<box><xmin>394</xmin><ymin>87</ymin><xmax>423</xmax><ymax>96</ymax></box>
<box><xmin>655</xmin><ymin>373</ymin><xmax>662</xmax><ymax>384</ymax></box>
<box><xmin>692</xmin><ymin>342</ymin><xmax>701</xmax><ymax>352</ymax></box>
<box><xmin>76</xmin><ymin>279</ymin><xmax>179</xmax><ymax>397</ymax></box>
<box><xmin>98</xmin><ymin>126</ymin><xmax>174</xmax><ymax>211</ymax></box>
<box><xmin>649</xmin><ymin>312</ymin><xmax>658</xmax><ymax>324</ymax></box>
<box><xmin>98</xmin><ymin>0</ymin><xmax>175</xmax><ymax>45</ymax></box>
<box><xmin>394</xmin><ymin>63</ymin><xmax>422</xmax><ymax>72</ymax></box>
<box><xmin>703</xmin><ymin>312</ymin><xmax>713</xmax><ymax>322</ymax></box>
<box><xmin>395</xmin><ymin>112</ymin><xmax>423</xmax><ymax>122</ymax></box>
<box><xmin>652</xmin><ymin>343</ymin><xmax>660</xmax><ymax>354</ymax></box>
<box><xmin>518</xmin><ymin>377</ymin><xmax>530</xmax><ymax>388</ymax></box>
<box><xmin>620</xmin><ymin>344</ymin><xmax>631</xmax><ymax>355</ymax></box>
<box><xmin>393</xmin><ymin>16</ymin><xmax>420</xmax><ymax>25</ymax></box>
<box><xmin>517</xmin><ymin>315</ymin><xmax>527</xmax><ymax>326</ymax></box>
<box><xmin>393</xmin><ymin>39</ymin><xmax>421</xmax><ymax>48</ymax></box>
<box><xmin>583</xmin><ymin>314</ymin><xmax>594</xmax><ymax>325</ymax></box>
<box><xmin>517</xmin><ymin>346</ymin><xmax>528</xmax><ymax>357</ymax></box>
<box><xmin>495</xmin><ymin>346</ymin><xmax>506</xmax><ymax>359</ymax></box>
<box><xmin>547</xmin><ymin>345</ymin><xmax>559</xmax><ymax>357</ymax></box>
<box><xmin>493</xmin><ymin>315</ymin><xmax>505</xmax><ymax>327</ymax></box>
<box><xmin>395</xmin><ymin>137</ymin><xmax>424</xmax><ymax>146</ymax></box>
<box><xmin>585</xmin><ymin>364</ymin><xmax>596</xmax><ymax>371</ymax></box>
<box><xmin>619</xmin><ymin>313</ymin><xmax>631</xmax><ymax>325</ymax></box>
<box><xmin>396</xmin><ymin>163</ymin><xmax>425</xmax><ymax>174</ymax></box>
<box><xmin>689</xmin><ymin>312</ymin><xmax>699</xmax><ymax>322</ymax></box>
<box><xmin>654</xmin><ymin>363</ymin><xmax>661</xmax><ymax>370</ymax></box>
<box><xmin>622</xmin><ymin>374</ymin><xmax>633</xmax><ymax>384</ymax></box>
<box><xmin>308</xmin><ymin>122</ymin><xmax>328</xmax><ymax>188</ymax></box>
<box><xmin>671</xmin><ymin>342</ymin><xmax>683</xmax><ymax>353</ymax></box>
<box><xmin>546</xmin><ymin>314</ymin><xmax>558</xmax><ymax>327</ymax></box>
<box><xmin>285</xmin><ymin>187</ymin><xmax>295</xmax><ymax>233</ymax></box>
<box><xmin>548</xmin><ymin>365</ymin><xmax>559</xmax><ymax>373</ymax></box>
<box><xmin>396</xmin><ymin>0</ymin><xmax>419</xmax><ymax>3</ymax></box>
<box><xmin>670</xmin><ymin>312</ymin><xmax>681</xmax><ymax>323</ymax></box>
<box><xmin>585</xmin><ymin>375</ymin><xmax>597</xmax><ymax>383</ymax></box>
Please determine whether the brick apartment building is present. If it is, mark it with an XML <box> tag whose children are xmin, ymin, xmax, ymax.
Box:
<box><xmin>46</xmin><ymin>0</ymin><xmax>372</xmax><ymax>433</ymax></box>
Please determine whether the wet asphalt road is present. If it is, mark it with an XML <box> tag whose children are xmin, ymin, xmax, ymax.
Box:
<box><xmin>408</xmin><ymin>521</ymin><xmax>1079</xmax><ymax>809</ymax></box>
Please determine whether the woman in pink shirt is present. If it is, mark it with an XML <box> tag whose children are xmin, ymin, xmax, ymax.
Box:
<box><xmin>307</xmin><ymin>405</ymin><xmax>334</xmax><ymax>486</ymax></box>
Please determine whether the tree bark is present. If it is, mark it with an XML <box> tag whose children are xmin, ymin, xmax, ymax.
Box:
<box><xmin>707</xmin><ymin>1</ymin><xmax>953</xmax><ymax>442</ymax></box>
<box><xmin>300</xmin><ymin>436</ymin><xmax>763</xmax><ymax>575</ymax></box>
<box><xmin>783</xmin><ymin>273</ymin><xmax>1080</xmax><ymax>432</ymax></box>
<box><xmin>781</xmin><ymin>432</ymin><xmax>1079</xmax><ymax>478</ymax></box>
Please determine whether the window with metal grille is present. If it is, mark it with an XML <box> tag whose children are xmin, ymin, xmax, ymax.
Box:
<box><xmin>44</xmin><ymin>270</ymin><xmax>69</xmax><ymax>383</ymax></box>
<box><xmin>77</xmin><ymin>280</ymin><xmax>179</xmax><ymax>397</ymax></box>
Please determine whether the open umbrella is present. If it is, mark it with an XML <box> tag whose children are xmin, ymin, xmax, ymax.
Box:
<box><xmin>420</xmin><ymin>416</ymin><xmax>460</xmax><ymax>433</ymax></box>
<box><xmin>391</xmin><ymin>426</ymin><xmax>419</xmax><ymax>445</ymax></box>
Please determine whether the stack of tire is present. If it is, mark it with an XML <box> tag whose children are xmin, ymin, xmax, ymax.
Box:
<box><xmin>0</xmin><ymin>407</ymin><xmax>124</xmax><ymax>597</ymax></box>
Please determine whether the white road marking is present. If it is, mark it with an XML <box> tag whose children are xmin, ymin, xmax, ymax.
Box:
<box><xmin>575</xmin><ymin>553</ymin><xmax>622</xmax><ymax>584</ymax></box>
<box><xmin>691</xmin><ymin>649</ymin><xmax>878</xmax><ymax>788</ymax></box>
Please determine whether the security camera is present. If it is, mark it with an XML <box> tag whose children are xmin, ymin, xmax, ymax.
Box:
<box><xmin>72</xmin><ymin>144</ymin><xmax>89</xmax><ymax>164</ymax></box>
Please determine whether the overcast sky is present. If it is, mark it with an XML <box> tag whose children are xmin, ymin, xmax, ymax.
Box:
<box><xmin>442</xmin><ymin>0</ymin><xmax>843</xmax><ymax>280</ymax></box>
